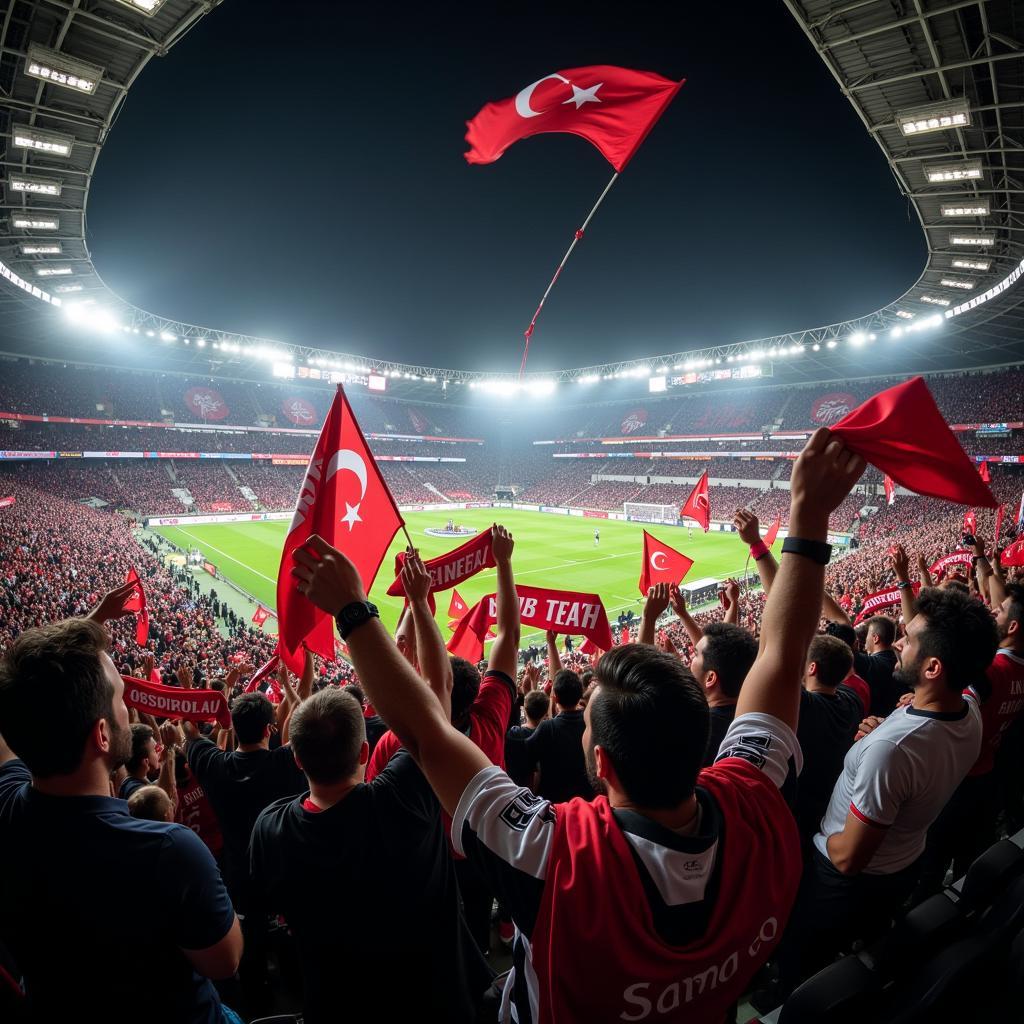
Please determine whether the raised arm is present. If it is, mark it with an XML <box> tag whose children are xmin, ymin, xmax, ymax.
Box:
<box><xmin>487</xmin><ymin>525</ymin><xmax>520</xmax><ymax>680</ymax></box>
<box><xmin>638</xmin><ymin>583</ymin><xmax>671</xmax><ymax>646</ymax></box>
<box><xmin>403</xmin><ymin>551</ymin><xmax>453</xmax><ymax>720</ymax></box>
<box><xmin>291</xmin><ymin>536</ymin><xmax>489</xmax><ymax>814</ymax></box>
<box><xmin>545</xmin><ymin>629</ymin><xmax>562</xmax><ymax>674</ymax></box>
<box><xmin>916</xmin><ymin>552</ymin><xmax>934</xmax><ymax>589</ymax></box>
<box><xmin>723</xmin><ymin>579</ymin><xmax>740</xmax><ymax>626</ymax></box>
<box><xmin>974</xmin><ymin>535</ymin><xmax>1007</xmax><ymax>608</ymax></box>
<box><xmin>735</xmin><ymin>429</ymin><xmax>865</xmax><ymax>729</ymax></box>
<box><xmin>890</xmin><ymin>544</ymin><xmax>918</xmax><ymax>624</ymax></box>
<box><xmin>734</xmin><ymin>509</ymin><xmax>777</xmax><ymax>594</ymax></box>
<box><xmin>668</xmin><ymin>585</ymin><xmax>703</xmax><ymax>646</ymax></box>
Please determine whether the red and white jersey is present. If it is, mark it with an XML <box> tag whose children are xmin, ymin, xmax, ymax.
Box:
<box><xmin>968</xmin><ymin>648</ymin><xmax>1024</xmax><ymax>776</ymax></box>
<box><xmin>452</xmin><ymin>713</ymin><xmax>803</xmax><ymax>1024</ymax></box>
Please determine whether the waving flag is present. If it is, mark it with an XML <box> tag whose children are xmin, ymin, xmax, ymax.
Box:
<box><xmin>764</xmin><ymin>514</ymin><xmax>782</xmax><ymax>549</ymax></box>
<box><xmin>832</xmin><ymin>377</ymin><xmax>996</xmax><ymax>507</ymax></box>
<box><xmin>1002</xmin><ymin>534</ymin><xmax>1024</xmax><ymax>568</ymax></box>
<box><xmin>884</xmin><ymin>475</ymin><xmax>896</xmax><ymax>507</ymax></box>
<box><xmin>964</xmin><ymin>510</ymin><xmax>978</xmax><ymax>536</ymax></box>
<box><xmin>639</xmin><ymin>530</ymin><xmax>694</xmax><ymax>595</ymax></box>
<box><xmin>465</xmin><ymin>65</ymin><xmax>684</xmax><ymax>172</ymax></box>
<box><xmin>448</xmin><ymin>588</ymin><xmax>469</xmax><ymax>621</ymax></box>
<box><xmin>277</xmin><ymin>386</ymin><xmax>404</xmax><ymax>674</ymax></box>
<box><xmin>680</xmin><ymin>470</ymin><xmax>711</xmax><ymax>532</ymax></box>
<box><xmin>995</xmin><ymin>503</ymin><xmax>1006</xmax><ymax>543</ymax></box>
<box><xmin>123</xmin><ymin>567</ymin><xmax>149</xmax><ymax>646</ymax></box>
<box><xmin>979</xmin><ymin>461</ymin><xmax>991</xmax><ymax>483</ymax></box>
<box><xmin>252</xmin><ymin>606</ymin><xmax>271</xmax><ymax>627</ymax></box>
<box><xmin>244</xmin><ymin>654</ymin><xmax>280</xmax><ymax>694</ymax></box>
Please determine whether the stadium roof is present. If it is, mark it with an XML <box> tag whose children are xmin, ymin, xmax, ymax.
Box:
<box><xmin>0</xmin><ymin>0</ymin><xmax>1022</xmax><ymax>389</ymax></box>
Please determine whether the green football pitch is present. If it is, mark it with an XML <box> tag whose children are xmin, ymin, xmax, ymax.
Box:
<box><xmin>154</xmin><ymin>509</ymin><xmax>752</xmax><ymax>644</ymax></box>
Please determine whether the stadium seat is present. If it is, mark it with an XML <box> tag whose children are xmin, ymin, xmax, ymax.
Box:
<box><xmin>958</xmin><ymin>838</ymin><xmax>1024</xmax><ymax>911</ymax></box>
<box><xmin>776</xmin><ymin>954</ymin><xmax>879</xmax><ymax>1024</ymax></box>
<box><xmin>872</xmin><ymin>891</ymin><xmax>963</xmax><ymax>979</ymax></box>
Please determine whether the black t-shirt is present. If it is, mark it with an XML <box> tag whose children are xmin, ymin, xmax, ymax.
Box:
<box><xmin>249</xmin><ymin>751</ymin><xmax>487</xmax><ymax>1023</ymax></box>
<box><xmin>854</xmin><ymin>648</ymin><xmax>902</xmax><ymax>716</ymax></box>
<box><xmin>119</xmin><ymin>774</ymin><xmax>148</xmax><ymax>801</ymax></box>
<box><xmin>794</xmin><ymin>686</ymin><xmax>863</xmax><ymax>844</ymax></box>
<box><xmin>702</xmin><ymin>704</ymin><xmax>737</xmax><ymax>767</ymax></box>
<box><xmin>524</xmin><ymin>710</ymin><xmax>593</xmax><ymax>803</ymax></box>
<box><xmin>364</xmin><ymin>714</ymin><xmax>387</xmax><ymax>758</ymax></box>
<box><xmin>186</xmin><ymin>737</ymin><xmax>306</xmax><ymax>899</ymax></box>
<box><xmin>0</xmin><ymin>760</ymin><xmax>234</xmax><ymax>1024</ymax></box>
<box><xmin>505</xmin><ymin>723</ymin><xmax>536</xmax><ymax>788</ymax></box>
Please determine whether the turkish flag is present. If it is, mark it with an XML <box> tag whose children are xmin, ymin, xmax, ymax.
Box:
<box><xmin>831</xmin><ymin>377</ymin><xmax>996</xmax><ymax>508</ymax></box>
<box><xmin>884</xmin><ymin>475</ymin><xmax>896</xmax><ymax>507</ymax></box>
<box><xmin>964</xmin><ymin>510</ymin><xmax>978</xmax><ymax>536</ymax></box>
<box><xmin>764</xmin><ymin>514</ymin><xmax>782</xmax><ymax>549</ymax></box>
<box><xmin>639</xmin><ymin>530</ymin><xmax>694</xmax><ymax>595</ymax></box>
<box><xmin>979</xmin><ymin>460</ymin><xmax>991</xmax><ymax>483</ymax></box>
<box><xmin>276</xmin><ymin>386</ymin><xmax>404</xmax><ymax>674</ymax></box>
<box><xmin>465</xmin><ymin>65</ymin><xmax>684</xmax><ymax>172</ymax></box>
<box><xmin>123</xmin><ymin>567</ymin><xmax>149</xmax><ymax>646</ymax></box>
<box><xmin>449</xmin><ymin>588</ymin><xmax>469</xmax><ymax>621</ymax></box>
<box><xmin>252</xmin><ymin>606</ymin><xmax>270</xmax><ymax>627</ymax></box>
<box><xmin>1001</xmin><ymin>534</ymin><xmax>1024</xmax><ymax>568</ymax></box>
<box><xmin>680</xmin><ymin>470</ymin><xmax>711</xmax><ymax>532</ymax></box>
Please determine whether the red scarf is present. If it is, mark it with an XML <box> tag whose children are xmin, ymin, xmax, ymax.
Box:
<box><xmin>529</xmin><ymin>761</ymin><xmax>800</xmax><ymax>1024</ymax></box>
<box><xmin>386</xmin><ymin>530</ymin><xmax>495</xmax><ymax>597</ymax></box>
<box><xmin>854</xmin><ymin>583</ymin><xmax>919</xmax><ymax>624</ymax></box>
<box><xmin>448</xmin><ymin>585</ymin><xmax>613</xmax><ymax>661</ymax></box>
<box><xmin>122</xmin><ymin>675</ymin><xmax>231</xmax><ymax>728</ymax></box>
<box><xmin>929</xmin><ymin>550</ymin><xmax>973</xmax><ymax>576</ymax></box>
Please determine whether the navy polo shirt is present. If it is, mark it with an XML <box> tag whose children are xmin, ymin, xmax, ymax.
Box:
<box><xmin>0</xmin><ymin>759</ymin><xmax>234</xmax><ymax>1024</ymax></box>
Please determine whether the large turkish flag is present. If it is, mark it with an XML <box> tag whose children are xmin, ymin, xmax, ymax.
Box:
<box><xmin>638</xmin><ymin>531</ymin><xmax>694</xmax><ymax>595</ymax></box>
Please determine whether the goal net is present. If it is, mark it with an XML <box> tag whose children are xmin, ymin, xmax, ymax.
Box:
<box><xmin>624</xmin><ymin>502</ymin><xmax>680</xmax><ymax>525</ymax></box>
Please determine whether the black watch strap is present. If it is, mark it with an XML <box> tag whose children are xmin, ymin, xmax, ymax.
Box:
<box><xmin>781</xmin><ymin>536</ymin><xmax>833</xmax><ymax>566</ymax></box>
<box><xmin>335</xmin><ymin>601</ymin><xmax>379</xmax><ymax>640</ymax></box>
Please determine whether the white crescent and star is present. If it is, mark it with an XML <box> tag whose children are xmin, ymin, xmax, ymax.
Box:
<box><xmin>325</xmin><ymin>449</ymin><xmax>368</xmax><ymax>532</ymax></box>
<box><xmin>650</xmin><ymin>551</ymin><xmax>669</xmax><ymax>571</ymax></box>
<box><xmin>514</xmin><ymin>74</ymin><xmax>603</xmax><ymax>119</ymax></box>
<box><xmin>695</xmin><ymin>494</ymin><xmax>710</xmax><ymax>511</ymax></box>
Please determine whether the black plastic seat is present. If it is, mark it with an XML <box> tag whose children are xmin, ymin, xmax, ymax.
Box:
<box><xmin>873</xmin><ymin>891</ymin><xmax>964</xmax><ymax>978</ymax></box>
<box><xmin>778</xmin><ymin>953</ymin><xmax>879</xmax><ymax>1024</ymax></box>
<box><xmin>959</xmin><ymin>839</ymin><xmax>1024</xmax><ymax>911</ymax></box>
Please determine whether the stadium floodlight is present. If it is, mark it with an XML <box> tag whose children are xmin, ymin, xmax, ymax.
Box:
<box><xmin>111</xmin><ymin>0</ymin><xmax>168</xmax><ymax>14</ymax></box>
<box><xmin>897</xmin><ymin>98</ymin><xmax>970</xmax><ymax>136</ymax></box>
<box><xmin>826</xmin><ymin>340</ymin><xmax>837</xmax><ymax>349</ymax></box>
<box><xmin>159</xmin><ymin>331</ymin><xmax>176</xmax><ymax>341</ymax></box>
<box><xmin>895</xmin><ymin>310</ymin><xmax>915</xmax><ymax>319</ymax></box>
<box><xmin>12</xmin><ymin>125</ymin><xmax>74</xmax><ymax>158</ymax></box>
<box><xmin>940</xmin><ymin>277</ymin><xmax>974</xmax><ymax>290</ymax></box>
<box><xmin>9</xmin><ymin>174</ymin><xmax>62</xmax><ymax>196</ymax></box>
<box><xmin>11</xmin><ymin>213</ymin><xmax>58</xmax><ymax>230</ymax></box>
<box><xmin>33</xmin><ymin>265</ymin><xmax>72</xmax><ymax>276</ymax></box>
<box><xmin>952</xmin><ymin>258</ymin><xmax>990</xmax><ymax>271</ymax></box>
<box><xmin>950</xmin><ymin>232</ymin><xmax>995</xmax><ymax>246</ymax></box>
<box><xmin>849</xmin><ymin>331</ymin><xmax>868</xmax><ymax>346</ymax></box>
<box><xmin>924</xmin><ymin>160</ymin><xmax>983</xmax><ymax>184</ymax></box>
<box><xmin>940</xmin><ymin>199</ymin><xmax>989</xmax><ymax>217</ymax></box>
<box><xmin>920</xmin><ymin>295</ymin><xmax>950</xmax><ymax>306</ymax></box>
<box><xmin>20</xmin><ymin>243</ymin><xmax>61</xmax><ymax>255</ymax></box>
<box><xmin>25</xmin><ymin>46</ymin><xmax>103</xmax><ymax>95</ymax></box>
<box><xmin>54</xmin><ymin>283</ymin><xmax>82</xmax><ymax>293</ymax></box>
<box><xmin>890</xmin><ymin>327</ymin><xmax>904</xmax><ymax>339</ymax></box>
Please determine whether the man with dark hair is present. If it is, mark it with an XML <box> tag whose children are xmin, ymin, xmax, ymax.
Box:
<box><xmin>777</xmin><ymin>586</ymin><xmax>997</xmax><ymax>990</ymax></box>
<box><xmin>250</xmin><ymin>684</ymin><xmax>486</xmax><ymax>1023</ymax></box>
<box><xmin>120</xmin><ymin>722</ymin><xmax>174</xmax><ymax>802</ymax></box>
<box><xmin>524</xmin><ymin>669</ymin><xmax>592</xmax><ymax>803</ymax></box>
<box><xmin>0</xmin><ymin>610</ymin><xmax>240</xmax><ymax>1024</ymax></box>
<box><xmin>292</xmin><ymin>427</ymin><xmax>867</xmax><ymax>1021</ymax></box>
<box><xmin>505</xmin><ymin>688</ymin><xmax>549</xmax><ymax>789</ymax></box>
<box><xmin>343</xmin><ymin>681</ymin><xmax>386</xmax><ymax>757</ymax></box>
<box><xmin>824</xmin><ymin>620</ymin><xmax>871</xmax><ymax>715</ymax></box>
<box><xmin>793</xmin><ymin>635</ymin><xmax>862</xmax><ymax>849</ymax></box>
<box><xmin>825</xmin><ymin>601</ymin><xmax>900</xmax><ymax>714</ymax></box>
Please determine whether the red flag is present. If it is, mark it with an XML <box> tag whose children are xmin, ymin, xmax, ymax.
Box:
<box><xmin>387</xmin><ymin>530</ymin><xmax>495</xmax><ymax>597</ymax></box>
<box><xmin>149</xmin><ymin>665</ymin><xmax>161</xmax><ymax>685</ymax></box>
<box><xmin>252</xmin><ymin>606</ymin><xmax>271</xmax><ymax>627</ymax></box>
<box><xmin>680</xmin><ymin>470</ymin><xmax>711</xmax><ymax>532</ymax></box>
<box><xmin>764</xmin><ymin>514</ymin><xmax>782</xmax><ymax>549</ymax></box>
<box><xmin>884</xmin><ymin>475</ymin><xmax>896</xmax><ymax>507</ymax></box>
<box><xmin>276</xmin><ymin>386</ymin><xmax>404</xmax><ymax>674</ymax></box>
<box><xmin>619</xmin><ymin>623</ymin><xmax>631</xmax><ymax>646</ymax></box>
<box><xmin>0</xmin><ymin>496</ymin><xmax>14</xmax><ymax>509</ymax></box>
<box><xmin>1001</xmin><ymin>534</ymin><xmax>1024</xmax><ymax>567</ymax></box>
<box><xmin>832</xmin><ymin>377</ymin><xmax>996</xmax><ymax>508</ymax></box>
<box><xmin>639</xmin><ymin>530</ymin><xmax>694</xmax><ymax>594</ymax></box>
<box><xmin>465</xmin><ymin>66</ymin><xmax>684</xmax><ymax>172</ymax></box>
<box><xmin>995</xmin><ymin>503</ymin><xmax>1006</xmax><ymax>542</ymax></box>
<box><xmin>979</xmin><ymin>460</ymin><xmax>991</xmax><ymax>483</ymax></box>
<box><xmin>964</xmin><ymin>510</ymin><xmax>978</xmax><ymax>536</ymax></box>
<box><xmin>123</xmin><ymin>567</ymin><xmax>149</xmax><ymax>646</ymax></box>
<box><xmin>244</xmin><ymin>654</ymin><xmax>280</xmax><ymax>693</ymax></box>
<box><xmin>448</xmin><ymin>588</ymin><xmax>469</xmax><ymax>621</ymax></box>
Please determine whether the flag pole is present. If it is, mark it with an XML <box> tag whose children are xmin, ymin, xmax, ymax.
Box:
<box><xmin>518</xmin><ymin>170</ymin><xmax>621</xmax><ymax>378</ymax></box>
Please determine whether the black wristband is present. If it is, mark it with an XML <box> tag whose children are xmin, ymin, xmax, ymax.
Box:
<box><xmin>781</xmin><ymin>536</ymin><xmax>832</xmax><ymax>566</ymax></box>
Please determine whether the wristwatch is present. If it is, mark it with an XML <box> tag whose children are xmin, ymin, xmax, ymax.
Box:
<box><xmin>336</xmin><ymin>601</ymin><xmax>379</xmax><ymax>640</ymax></box>
<box><xmin>781</xmin><ymin>536</ymin><xmax>833</xmax><ymax>566</ymax></box>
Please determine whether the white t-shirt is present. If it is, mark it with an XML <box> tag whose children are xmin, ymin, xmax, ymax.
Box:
<box><xmin>813</xmin><ymin>696</ymin><xmax>982</xmax><ymax>874</ymax></box>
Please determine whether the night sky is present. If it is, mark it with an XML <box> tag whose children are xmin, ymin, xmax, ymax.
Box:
<box><xmin>86</xmin><ymin>1</ymin><xmax>925</xmax><ymax>372</ymax></box>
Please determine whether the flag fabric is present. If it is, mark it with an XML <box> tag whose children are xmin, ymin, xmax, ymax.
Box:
<box><xmin>884</xmin><ymin>475</ymin><xmax>896</xmax><ymax>507</ymax></box>
<box><xmin>448</xmin><ymin>588</ymin><xmax>469</xmax><ymax>621</ymax></box>
<box><xmin>831</xmin><ymin>377</ymin><xmax>997</xmax><ymax>508</ymax></box>
<box><xmin>465</xmin><ymin>65</ymin><xmax>684</xmax><ymax>172</ymax></box>
<box><xmin>244</xmin><ymin>654</ymin><xmax>280</xmax><ymax>694</ymax></box>
<box><xmin>448</xmin><ymin>586</ymin><xmax>613</xmax><ymax>662</ymax></box>
<box><xmin>123</xmin><ymin>567</ymin><xmax>149</xmax><ymax>646</ymax></box>
<box><xmin>964</xmin><ymin>510</ymin><xmax>978</xmax><ymax>536</ymax></box>
<box><xmin>639</xmin><ymin>530</ymin><xmax>694</xmax><ymax>595</ymax></box>
<box><xmin>619</xmin><ymin>623</ymin><xmax>631</xmax><ymax>646</ymax></box>
<box><xmin>0</xmin><ymin>496</ymin><xmax>14</xmax><ymax>509</ymax></box>
<box><xmin>679</xmin><ymin>470</ymin><xmax>711</xmax><ymax>532</ymax></box>
<box><xmin>1002</xmin><ymin>534</ymin><xmax>1024</xmax><ymax>568</ymax></box>
<box><xmin>252</xmin><ymin>606</ymin><xmax>271</xmax><ymax>627</ymax></box>
<box><xmin>122</xmin><ymin>675</ymin><xmax>231</xmax><ymax>729</ymax></box>
<box><xmin>387</xmin><ymin>530</ymin><xmax>495</xmax><ymax>597</ymax></box>
<box><xmin>929</xmin><ymin>550</ymin><xmax>973</xmax><ymax>577</ymax></box>
<box><xmin>764</xmin><ymin>514</ymin><xmax>782</xmax><ymax>549</ymax></box>
<box><xmin>995</xmin><ymin>504</ymin><xmax>1006</xmax><ymax>543</ymax></box>
<box><xmin>149</xmin><ymin>665</ymin><xmax>161</xmax><ymax>685</ymax></box>
<box><xmin>979</xmin><ymin>461</ymin><xmax>991</xmax><ymax>483</ymax></box>
<box><xmin>854</xmin><ymin>583</ymin><xmax>920</xmax><ymax>624</ymax></box>
<box><xmin>277</xmin><ymin>385</ymin><xmax>404</xmax><ymax>674</ymax></box>
<box><xmin>1017</xmin><ymin>490</ymin><xmax>1024</xmax><ymax>533</ymax></box>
